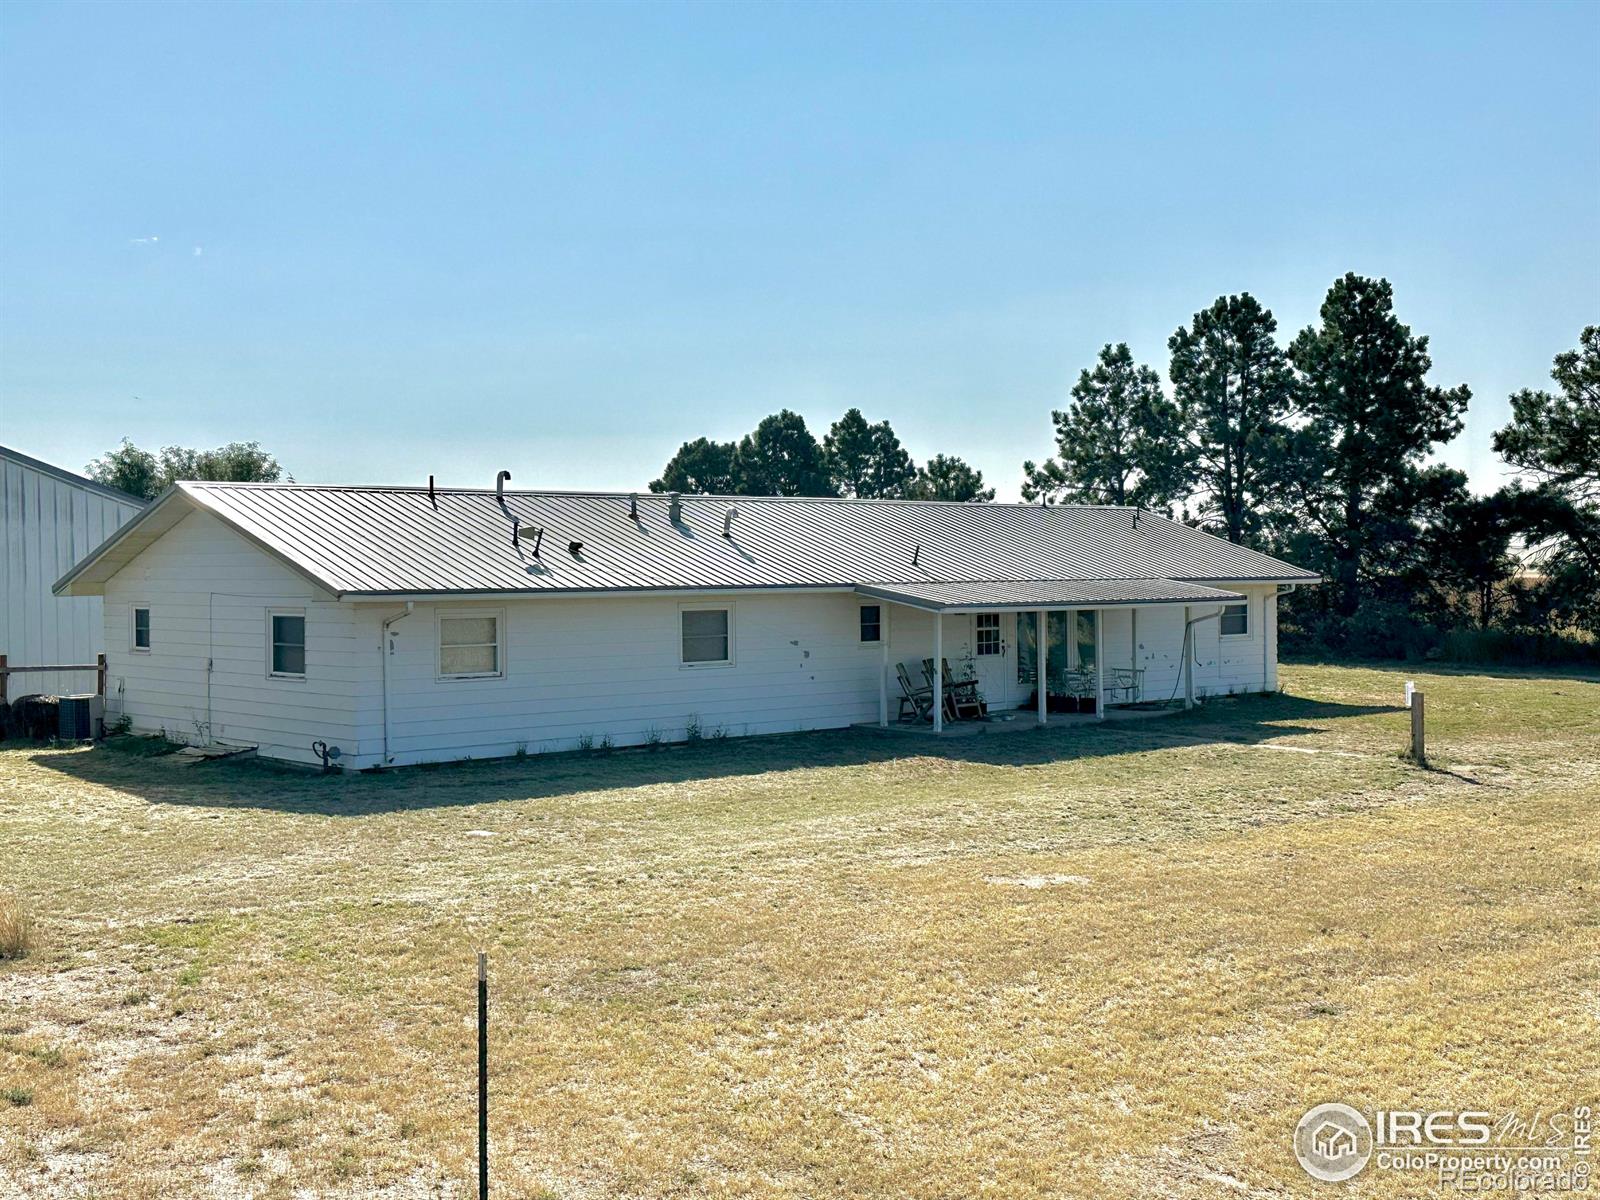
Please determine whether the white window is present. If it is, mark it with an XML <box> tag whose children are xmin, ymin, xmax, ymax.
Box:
<box><xmin>268</xmin><ymin>610</ymin><xmax>306</xmax><ymax>678</ymax></box>
<box><xmin>680</xmin><ymin>605</ymin><xmax>733</xmax><ymax>666</ymax></box>
<box><xmin>439</xmin><ymin>611</ymin><xmax>503</xmax><ymax>679</ymax></box>
<box><xmin>1220</xmin><ymin>602</ymin><xmax>1250</xmax><ymax>637</ymax></box>
<box><xmin>132</xmin><ymin>606</ymin><xmax>151</xmax><ymax>652</ymax></box>
<box><xmin>859</xmin><ymin>605</ymin><xmax>882</xmax><ymax>643</ymax></box>
<box><xmin>975</xmin><ymin>613</ymin><xmax>1002</xmax><ymax>655</ymax></box>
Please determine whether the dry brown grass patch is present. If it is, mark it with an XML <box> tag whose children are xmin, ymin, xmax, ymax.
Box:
<box><xmin>0</xmin><ymin>893</ymin><xmax>33</xmax><ymax>960</ymax></box>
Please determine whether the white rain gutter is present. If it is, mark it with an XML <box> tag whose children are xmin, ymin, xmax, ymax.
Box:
<box><xmin>1182</xmin><ymin>606</ymin><xmax>1227</xmax><ymax>710</ymax></box>
<box><xmin>381</xmin><ymin>602</ymin><xmax>414</xmax><ymax>764</ymax></box>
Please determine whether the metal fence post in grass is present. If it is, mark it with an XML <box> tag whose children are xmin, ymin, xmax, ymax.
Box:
<box><xmin>1411</xmin><ymin>691</ymin><xmax>1426</xmax><ymax>765</ymax></box>
<box><xmin>478</xmin><ymin>950</ymin><xmax>488</xmax><ymax>1200</ymax></box>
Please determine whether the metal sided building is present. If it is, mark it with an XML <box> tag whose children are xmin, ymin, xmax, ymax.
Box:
<box><xmin>2</xmin><ymin>445</ymin><xmax>144</xmax><ymax>700</ymax></box>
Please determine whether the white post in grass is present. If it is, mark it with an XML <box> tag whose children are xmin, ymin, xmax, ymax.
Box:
<box><xmin>878</xmin><ymin>634</ymin><xmax>889</xmax><ymax>727</ymax></box>
<box><xmin>1036</xmin><ymin>608</ymin><xmax>1048</xmax><ymax>727</ymax></box>
<box><xmin>932</xmin><ymin>614</ymin><xmax>944</xmax><ymax>733</ymax></box>
<box><xmin>1095</xmin><ymin>607</ymin><xmax>1105</xmax><ymax>720</ymax></box>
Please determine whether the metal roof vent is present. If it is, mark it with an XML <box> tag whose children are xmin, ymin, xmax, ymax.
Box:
<box><xmin>627</xmin><ymin>493</ymin><xmax>638</xmax><ymax>521</ymax></box>
<box><xmin>567</xmin><ymin>540</ymin><xmax>584</xmax><ymax>557</ymax></box>
<box><xmin>668</xmin><ymin>492</ymin><xmax>683</xmax><ymax>523</ymax></box>
<box><xmin>515</xmin><ymin>523</ymin><xmax>544</xmax><ymax>555</ymax></box>
<box><xmin>723</xmin><ymin>506</ymin><xmax>738</xmax><ymax>538</ymax></box>
<box><xmin>496</xmin><ymin>470</ymin><xmax>511</xmax><ymax>502</ymax></box>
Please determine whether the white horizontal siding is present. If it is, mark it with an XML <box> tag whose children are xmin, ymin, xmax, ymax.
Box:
<box><xmin>102</xmin><ymin>512</ymin><xmax>363</xmax><ymax>764</ymax></box>
<box><xmin>362</xmin><ymin>591</ymin><xmax>887</xmax><ymax>765</ymax></box>
<box><xmin>1</xmin><ymin>452</ymin><xmax>141</xmax><ymax>697</ymax></box>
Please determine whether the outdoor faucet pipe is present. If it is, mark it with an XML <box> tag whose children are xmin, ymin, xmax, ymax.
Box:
<box><xmin>381</xmin><ymin>602</ymin><xmax>414</xmax><ymax>765</ymax></box>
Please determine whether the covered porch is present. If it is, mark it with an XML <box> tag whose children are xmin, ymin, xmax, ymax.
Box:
<box><xmin>855</xmin><ymin>578</ymin><xmax>1251</xmax><ymax>733</ymax></box>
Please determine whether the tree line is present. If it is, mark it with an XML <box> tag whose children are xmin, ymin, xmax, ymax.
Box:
<box><xmin>1021</xmin><ymin>275</ymin><xmax>1597</xmax><ymax>654</ymax></box>
<box><xmin>649</xmin><ymin>409</ymin><xmax>996</xmax><ymax>502</ymax></box>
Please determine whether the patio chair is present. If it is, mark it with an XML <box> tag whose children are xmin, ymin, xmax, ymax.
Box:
<box><xmin>922</xmin><ymin>658</ymin><xmax>987</xmax><ymax>720</ymax></box>
<box><xmin>1106</xmin><ymin>667</ymin><xmax>1144</xmax><ymax>704</ymax></box>
<box><xmin>895</xmin><ymin>662</ymin><xmax>935</xmax><ymax>723</ymax></box>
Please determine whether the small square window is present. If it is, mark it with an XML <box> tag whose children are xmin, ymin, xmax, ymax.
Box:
<box><xmin>859</xmin><ymin>605</ymin><xmax>881</xmax><ymax>642</ymax></box>
<box><xmin>132</xmin><ymin>607</ymin><xmax>151</xmax><ymax>651</ymax></box>
<box><xmin>270</xmin><ymin>613</ymin><xmax>306</xmax><ymax>677</ymax></box>
<box><xmin>440</xmin><ymin>614</ymin><xmax>502</xmax><ymax>678</ymax></box>
<box><xmin>681</xmin><ymin>607</ymin><xmax>731</xmax><ymax>665</ymax></box>
<box><xmin>975</xmin><ymin>612</ymin><xmax>1001</xmax><ymax>655</ymax></box>
<box><xmin>1220</xmin><ymin>603</ymin><xmax>1249</xmax><ymax>637</ymax></box>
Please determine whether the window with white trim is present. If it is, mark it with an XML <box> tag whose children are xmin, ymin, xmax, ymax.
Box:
<box><xmin>439</xmin><ymin>613</ymin><xmax>503</xmax><ymax>679</ymax></box>
<box><xmin>681</xmin><ymin>606</ymin><xmax>732</xmax><ymax>666</ymax></box>
<box><xmin>1219</xmin><ymin>602</ymin><xmax>1250</xmax><ymax>637</ymax></box>
<box><xmin>132</xmin><ymin>606</ymin><xmax>151</xmax><ymax>652</ymax></box>
<box><xmin>975</xmin><ymin>612</ymin><xmax>1002</xmax><ymax>655</ymax></box>
<box><xmin>859</xmin><ymin>605</ymin><xmax>881</xmax><ymax>642</ymax></box>
<box><xmin>268</xmin><ymin>611</ymin><xmax>306</xmax><ymax>678</ymax></box>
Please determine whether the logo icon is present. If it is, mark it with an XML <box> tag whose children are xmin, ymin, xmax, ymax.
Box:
<box><xmin>1294</xmin><ymin>1103</ymin><xmax>1372</xmax><ymax>1182</ymax></box>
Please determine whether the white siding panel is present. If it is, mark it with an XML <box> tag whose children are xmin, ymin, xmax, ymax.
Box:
<box><xmin>0</xmin><ymin>451</ymin><xmax>142</xmax><ymax>697</ymax></box>
<box><xmin>368</xmin><ymin>591</ymin><xmax>889</xmax><ymax>766</ymax></box>
<box><xmin>101</xmin><ymin>511</ymin><xmax>362</xmax><ymax>764</ymax></box>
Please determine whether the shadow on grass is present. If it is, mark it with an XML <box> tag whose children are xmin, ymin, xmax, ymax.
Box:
<box><xmin>27</xmin><ymin>692</ymin><xmax>1403</xmax><ymax>818</ymax></box>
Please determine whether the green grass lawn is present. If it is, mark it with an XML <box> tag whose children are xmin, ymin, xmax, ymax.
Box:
<box><xmin>2</xmin><ymin>663</ymin><xmax>1597</xmax><ymax>1198</ymax></box>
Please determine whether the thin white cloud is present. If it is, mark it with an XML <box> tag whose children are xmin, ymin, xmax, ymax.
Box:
<box><xmin>130</xmin><ymin>235</ymin><xmax>159</xmax><ymax>245</ymax></box>
<box><xmin>193</xmin><ymin>246</ymin><xmax>203</xmax><ymax>257</ymax></box>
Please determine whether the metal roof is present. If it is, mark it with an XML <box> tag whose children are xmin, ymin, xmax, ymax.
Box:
<box><xmin>856</xmin><ymin>579</ymin><xmax>1246</xmax><ymax>612</ymax></box>
<box><xmin>55</xmin><ymin>482</ymin><xmax>1321</xmax><ymax>599</ymax></box>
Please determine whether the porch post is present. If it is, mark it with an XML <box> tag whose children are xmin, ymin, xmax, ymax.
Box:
<box><xmin>1035</xmin><ymin>608</ymin><xmax>1047</xmax><ymax>726</ymax></box>
<box><xmin>1095</xmin><ymin>608</ymin><xmax>1105</xmax><ymax>720</ymax></box>
<box><xmin>878</xmin><ymin>633</ymin><xmax>889</xmax><ymax>727</ymax></box>
<box><xmin>932</xmin><ymin>614</ymin><xmax>944</xmax><ymax>733</ymax></box>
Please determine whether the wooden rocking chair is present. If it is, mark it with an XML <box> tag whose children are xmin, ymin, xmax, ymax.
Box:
<box><xmin>895</xmin><ymin>662</ymin><xmax>935</xmax><ymax>723</ymax></box>
<box><xmin>922</xmin><ymin>657</ymin><xmax>987</xmax><ymax>720</ymax></box>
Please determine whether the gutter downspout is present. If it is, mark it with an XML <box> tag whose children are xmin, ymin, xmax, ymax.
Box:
<box><xmin>381</xmin><ymin>603</ymin><xmax>414</xmax><ymax>765</ymax></box>
<box><xmin>1183</xmin><ymin>607</ymin><xmax>1226</xmax><ymax>710</ymax></box>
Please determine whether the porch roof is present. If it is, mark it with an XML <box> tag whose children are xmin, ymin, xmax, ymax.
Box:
<box><xmin>854</xmin><ymin>578</ymin><xmax>1245</xmax><ymax>613</ymax></box>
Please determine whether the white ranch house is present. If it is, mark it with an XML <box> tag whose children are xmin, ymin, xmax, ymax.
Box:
<box><xmin>54</xmin><ymin>481</ymin><xmax>1319</xmax><ymax>768</ymax></box>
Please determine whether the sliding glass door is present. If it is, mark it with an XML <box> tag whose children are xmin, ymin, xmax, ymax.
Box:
<box><xmin>1017</xmin><ymin>610</ymin><xmax>1097</xmax><ymax>689</ymax></box>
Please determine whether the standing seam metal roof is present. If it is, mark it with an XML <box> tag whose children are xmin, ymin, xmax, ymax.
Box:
<box><xmin>55</xmin><ymin>482</ymin><xmax>1321</xmax><ymax>598</ymax></box>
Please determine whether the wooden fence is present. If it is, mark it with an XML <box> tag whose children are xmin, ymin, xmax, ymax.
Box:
<box><xmin>0</xmin><ymin>653</ymin><xmax>107</xmax><ymax>703</ymax></box>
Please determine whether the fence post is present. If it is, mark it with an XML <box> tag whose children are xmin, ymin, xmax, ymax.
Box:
<box><xmin>97</xmin><ymin>653</ymin><xmax>107</xmax><ymax>699</ymax></box>
<box><xmin>1410</xmin><ymin>691</ymin><xmax>1426</xmax><ymax>764</ymax></box>
<box><xmin>478</xmin><ymin>950</ymin><xmax>488</xmax><ymax>1200</ymax></box>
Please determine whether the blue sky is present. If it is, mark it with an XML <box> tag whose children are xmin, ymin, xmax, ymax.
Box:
<box><xmin>2</xmin><ymin>0</ymin><xmax>1596</xmax><ymax>500</ymax></box>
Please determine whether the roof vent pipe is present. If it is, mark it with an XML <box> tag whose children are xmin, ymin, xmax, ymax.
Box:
<box><xmin>912</xmin><ymin>543</ymin><xmax>920</xmax><ymax>567</ymax></box>
<box><xmin>628</xmin><ymin>493</ymin><xmax>638</xmax><ymax>521</ymax></box>
<box><xmin>668</xmin><ymin>492</ymin><xmax>683</xmax><ymax>524</ymax></box>
<box><xmin>1132</xmin><ymin>508</ymin><xmax>1141</xmax><ymax>531</ymax></box>
<box><xmin>723</xmin><ymin>506</ymin><xmax>738</xmax><ymax>538</ymax></box>
<box><xmin>428</xmin><ymin>475</ymin><xmax>436</xmax><ymax>505</ymax></box>
<box><xmin>496</xmin><ymin>470</ymin><xmax>511</xmax><ymax>502</ymax></box>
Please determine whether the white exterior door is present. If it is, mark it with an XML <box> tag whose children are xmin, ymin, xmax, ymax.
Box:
<box><xmin>971</xmin><ymin>613</ymin><xmax>1012</xmax><ymax>710</ymax></box>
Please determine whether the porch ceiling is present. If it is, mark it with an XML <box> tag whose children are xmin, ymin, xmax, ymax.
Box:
<box><xmin>854</xmin><ymin>578</ymin><xmax>1245</xmax><ymax>613</ymax></box>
